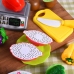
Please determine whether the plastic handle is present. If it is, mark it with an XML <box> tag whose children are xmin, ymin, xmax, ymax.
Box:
<box><xmin>63</xmin><ymin>20</ymin><xmax>74</xmax><ymax>28</ymax></box>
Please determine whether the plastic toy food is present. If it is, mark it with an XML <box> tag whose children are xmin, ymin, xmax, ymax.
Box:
<box><xmin>61</xmin><ymin>43</ymin><xmax>74</xmax><ymax>65</ymax></box>
<box><xmin>43</xmin><ymin>0</ymin><xmax>57</xmax><ymax>8</ymax></box>
<box><xmin>10</xmin><ymin>42</ymin><xmax>42</xmax><ymax>61</ymax></box>
<box><xmin>23</xmin><ymin>30</ymin><xmax>53</xmax><ymax>46</ymax></box>
<box><xmin>2</xmin><ymin>0</ymin><xmax>25</xmax><ymax>12</ymax></box>
<box><xmin>0</xmin><ymin>28</ymin><xmax>8</xmax><ymax>45</ymax></box>
<box><xmin>16</xmin><ymin>35</ymin><xmax>51</xmax><ymax>65</ymax></box>
<box><xmin>29</xmin><ymin>0</ymin><xmax>40</xmax><ymax>11</ymax></box>
<box><xmin>8</xmin><ymin>70</ymin><xmax>32</xmax><ymax>74</ymax></box>
<box><xmin>46</xmin><ymin>64</ymin><xmax>65</xmax><ymax>74</ymax></box>
<box><xmin>22</xmin><ymin>44</ymin><xmax>51</xmax><ymax>65</ymax></box>
<box><xmin>0</xmin><ymin>35</ymin><xmax>3</xmax><ymax>44</ymax></box>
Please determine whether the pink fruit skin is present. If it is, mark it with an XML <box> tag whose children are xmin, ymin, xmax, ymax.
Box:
<box><xmin>10</xmin><ymin>46</ymin><xmax>37</xmax><ymax>61</ymax></box>
<box><xmin>26</xmin><ymin>36</ymin><xmax>50</xmax><ymax>46</ymax></box>
<box><xmin>9</xmin><ymin>43</ymin><xmax>41</xmax><ymax>61</ymax></box>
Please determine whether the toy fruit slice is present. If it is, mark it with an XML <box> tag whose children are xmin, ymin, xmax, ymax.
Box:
<box><xmin>10</xmin><ymin>43</ymin><xmax>42</xmax><ymax>61</ymax></box>
<box><xmin>22</xmin><ymin>44</ymin><xmax>51</xmax><ymax>65</ymax></box>
<box><xmin>23</xmin><ymin>30</ymin><xmax>53</xmax><ymax>46</ymax></box>
<box><xmin>8</xmin><ymin>70</ymin><xmax>32</xmax><ymax>74</ymax></box>
<box><xmin>16</xmin><ymin>35</ymin><xmax>51</xmax><ymax>65</ymax></box>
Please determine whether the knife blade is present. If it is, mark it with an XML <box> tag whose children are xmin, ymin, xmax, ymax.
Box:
<box><xmin>37</xmin><ymin>18</ymin><xmax>74</xmax><ymax>28</ymax></box>
<box><xmin>37</xmin><ymin>17</ymin><xmax>61</xmax><ymax>27</ymax></box>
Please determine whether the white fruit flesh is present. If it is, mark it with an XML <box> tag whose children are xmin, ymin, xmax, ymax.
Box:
<box><xmin>23</xmin><ymin>30</ymin><xmax>53</xmax><ymax>44</ymax></box>
<box><xmin>10</xmin><ymin>43</ymin><xmax>42</xmax><ymax>60</ymax></box>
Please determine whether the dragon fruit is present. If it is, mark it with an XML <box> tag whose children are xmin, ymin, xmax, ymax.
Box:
<box><xmin>10</xmin><ymin>42</ymin><xmax>42</xmax><ymax>61</ymax></box>
<box><xmin>23</xmin><ymin>30</ymin><xmax>53</xmax><ymax>46</ymax></box>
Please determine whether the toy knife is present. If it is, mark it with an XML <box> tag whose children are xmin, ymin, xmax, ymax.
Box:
<box><xmin>37</xmin><ymin>17</ymin><xmax>74</xmax><ymax>28</ymax></box>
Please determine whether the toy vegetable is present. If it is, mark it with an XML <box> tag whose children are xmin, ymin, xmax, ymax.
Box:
<box><xmin>0</xmin><ymin>28</ymin><xmax>8</xmax><ymax>44</ymax></box>
<box><xmin>61</xmin><ymin>43</ymin><xmax>74</xmax><ymax>65</ymax></box>
<box><xmin>46</xmin><ymin>64</ymin><xmax>65</xmax><ymax>74</ymax></box>
<box><xmin>2</xmin><ymin>0</ymin><xmax>25</xmax><ymax>12</ymax></box>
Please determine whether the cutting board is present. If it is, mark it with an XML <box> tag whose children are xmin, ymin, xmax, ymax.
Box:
<box><xmin>33</xmin><ymin>9</ymin><xmax>73</xmax><ymax>43</ymax></box>
<box><xmin>0</xmin><ymin>1</ymin><xmax>74</xmax><ymax>74</ymax></box>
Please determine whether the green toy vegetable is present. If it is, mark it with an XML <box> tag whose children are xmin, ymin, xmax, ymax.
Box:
<box><xmin>46</xmin><ymin>64</ymin><xmax>65</xmax><ymax>74</ymax></box>
<box><xmin>0</xmin><ymin>28</ymin><xmax>8</xmax><ymax>44</ymax></box>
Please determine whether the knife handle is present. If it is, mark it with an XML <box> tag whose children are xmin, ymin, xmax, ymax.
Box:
<box><xmin>63</xmin><ymin>20</ymin><xmax>74</xmax><ymax>28</ymax></box>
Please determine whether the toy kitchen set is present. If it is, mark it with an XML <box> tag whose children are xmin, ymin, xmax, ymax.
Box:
<box><xmin>0</xmin><ymin>0</ymin><xmax>30</xmax><ymax>30</ymax></box>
